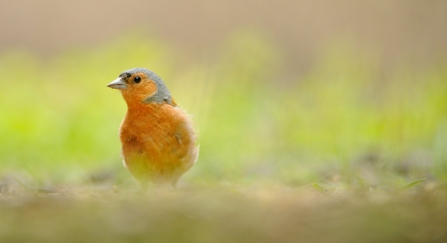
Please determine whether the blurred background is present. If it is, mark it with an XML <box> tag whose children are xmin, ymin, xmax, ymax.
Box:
<box><xmin>0</xmin><ymin>0</ymin><xmax>446</xmax><ymax>189</ymax></box>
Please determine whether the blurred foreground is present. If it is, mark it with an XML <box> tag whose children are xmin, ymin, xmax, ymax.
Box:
<box><xmin>1</xmin><ymin>186</ymin><xmax>447</xmax><ymax>243</ymax></box>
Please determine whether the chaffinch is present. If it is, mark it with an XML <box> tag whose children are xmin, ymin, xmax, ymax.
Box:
<box><xmin>107</xmin><ymin>68</ymin><xmax>198</xmax><ymax>189</ymax></box>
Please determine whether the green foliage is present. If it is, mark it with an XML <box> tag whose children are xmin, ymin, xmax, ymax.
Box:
<box><xmin>0</xmin><ymin>33</ymin><xmax>446</xmax><ymax>188</ymax></box>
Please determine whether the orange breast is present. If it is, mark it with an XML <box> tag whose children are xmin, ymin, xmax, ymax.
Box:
<box><xmin>119</xmin><ymin>103</ymin><xmax>197</xmax><ymax>184</ymax></box>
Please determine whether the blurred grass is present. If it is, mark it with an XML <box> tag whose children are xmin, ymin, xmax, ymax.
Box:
<box><xmin>1</xmin><ymin>187</ymin><xmax>447</xmax><ymax>243</ymax></box>
<box><xmin>0</xmin><ymin>32</ymin><xmax>446</xmax><ymax>189</ymax></box>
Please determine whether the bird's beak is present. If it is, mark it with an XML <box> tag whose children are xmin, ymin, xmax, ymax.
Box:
<box><xmin>107</xmin><ymin>78</ymin><xmax>127</xmax><ymax>90</ymax></box>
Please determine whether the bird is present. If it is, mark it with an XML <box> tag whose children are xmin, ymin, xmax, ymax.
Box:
<box><xmin>107</xmin><ymin>67</ymin><xmax>198</xmax><ymax>190</ymax></box>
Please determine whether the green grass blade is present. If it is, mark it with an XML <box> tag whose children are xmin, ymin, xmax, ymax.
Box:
<box><xmin>313</xmin><ymin>183</ymin><xmax>326</xmax><ymax>193</ymax></box>
<box><xmin>399</xmin><ymin>178</ymin><xmax>426</xmax><ymax>190</ymax></box>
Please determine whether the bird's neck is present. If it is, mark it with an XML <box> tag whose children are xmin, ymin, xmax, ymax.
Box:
<box><xmin>125</xmin><ymin>100</ymin><xmax>159</xmax><ymax>115</ymax></box>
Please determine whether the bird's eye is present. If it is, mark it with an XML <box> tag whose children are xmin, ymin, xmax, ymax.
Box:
<box><xmin>134</xmin><ymin>76</ymin><xmax>141</xmax><ymax>83</ymax></box>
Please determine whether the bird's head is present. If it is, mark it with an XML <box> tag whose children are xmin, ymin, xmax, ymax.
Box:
<box><xmin>107</xmin><ymin>68</ymin><xmax>176</xmax><ymax>106</ymax></box>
